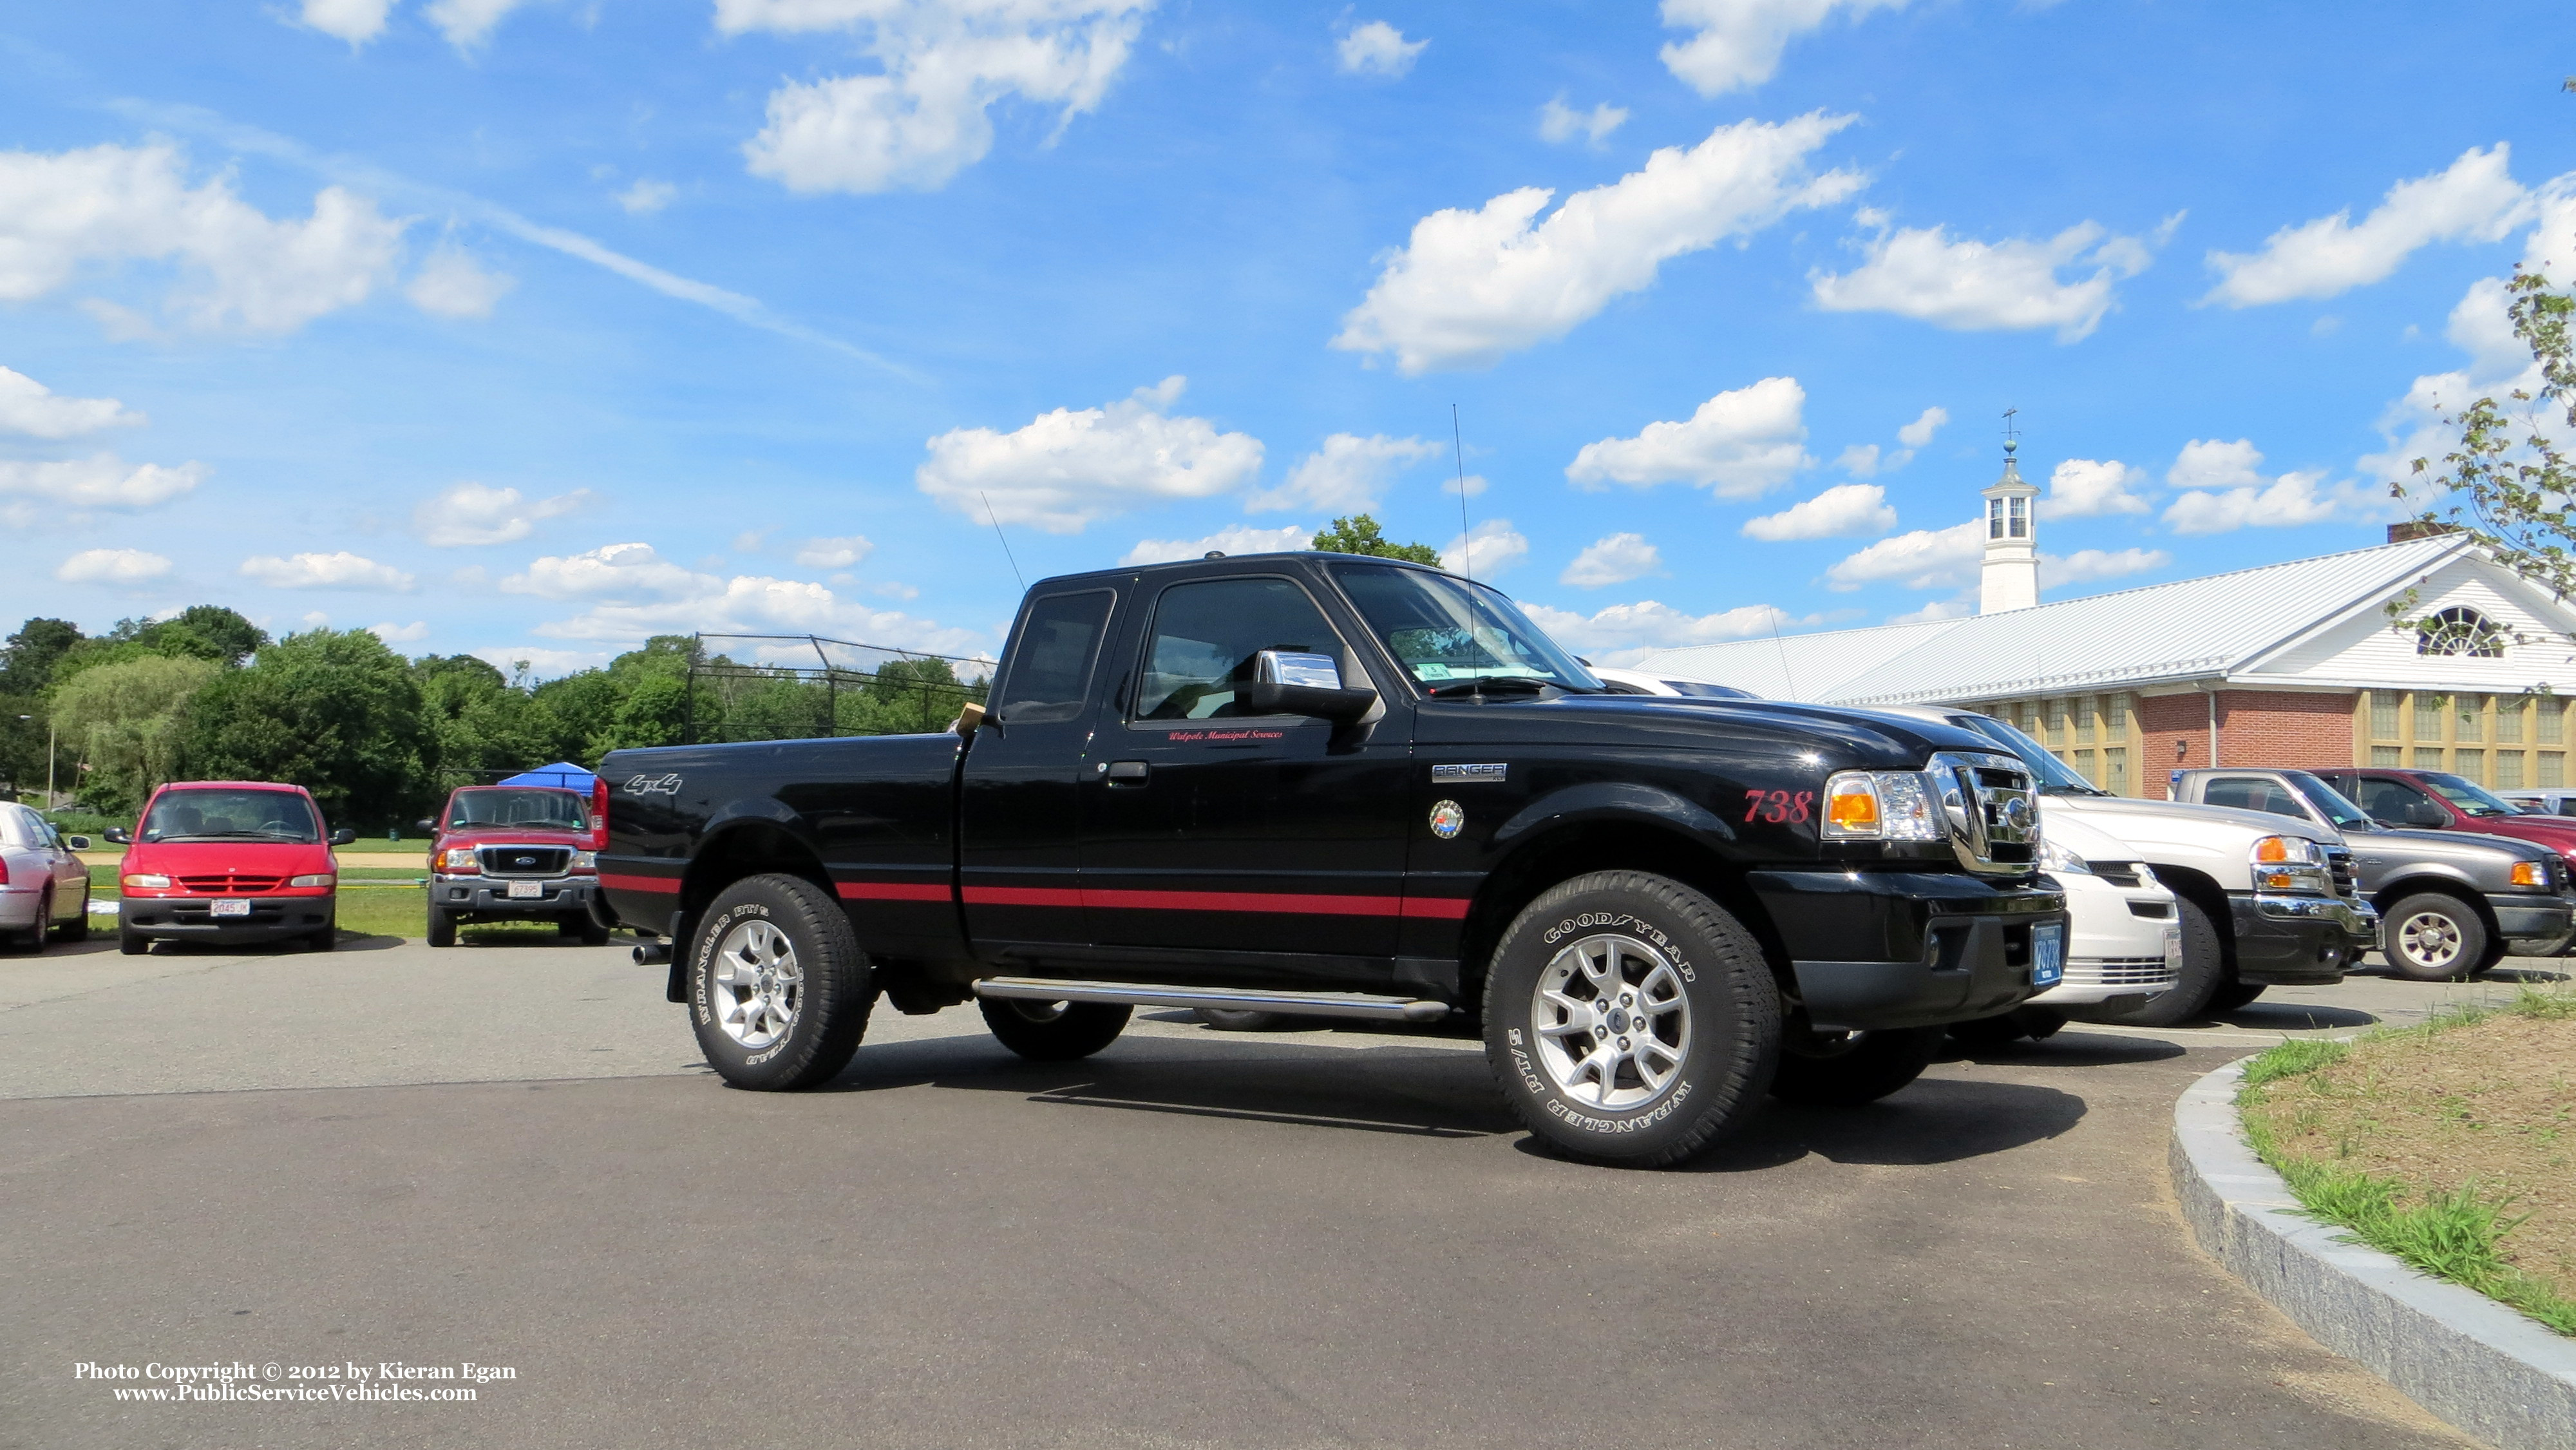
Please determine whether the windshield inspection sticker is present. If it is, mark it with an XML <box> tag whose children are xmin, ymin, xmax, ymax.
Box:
<box><xmin>1428</xmin><ymin>801</ymin><xmax>1466</xmax><ymax>838</ymax></box>
<box><xmin>1432</xmin><ymin>763</ymin><xmax>1506</xmax><ymax>783</ymax></box>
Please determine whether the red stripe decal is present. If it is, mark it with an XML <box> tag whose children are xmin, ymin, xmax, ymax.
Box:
<box><xmin>600</xmin><ymin>872</ymin><xmax>681</xmax><ymax>894</ymax></box>
<box><xmin>1399</xmin><ymin>897</ymin><xmax>1472</xmax><ymax>920</ymax></box>
<box><xmin>960</xmin><ymin>884</ymin><xmax>1471</xmax><ymax>918</ymax></box>
<box><xmin>837</xmin><ymin>881</ymin><xmax>951</xmax><ymax>902</ymax></box>
<box><xmin>961</xmin><ymin>886</ymin><xmax>1086</xmax><ymax>908</ymax></box>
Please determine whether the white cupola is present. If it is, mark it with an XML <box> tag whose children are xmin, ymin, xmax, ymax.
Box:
<box><xmin>1980</xmin><ymin>439</ymin><xmax>2039</xmax><ymax>614</ymax></box>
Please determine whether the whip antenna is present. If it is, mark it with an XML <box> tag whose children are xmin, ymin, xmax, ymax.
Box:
<box><xmin>980</xmin><ymin>491</ymin><xmax>1026</xmax><ymax>593</ymax></box>
<box><xmin>1451</xmin><ymin>404</ymin><xmax>1472</xmax><ymax>578</ymax></box>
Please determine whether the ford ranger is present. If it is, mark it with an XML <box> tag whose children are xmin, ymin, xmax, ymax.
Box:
<box><xmin>595</xmin><ymin>553</ymin><xmax>2068</xmax><ymax>1167</ymax></box>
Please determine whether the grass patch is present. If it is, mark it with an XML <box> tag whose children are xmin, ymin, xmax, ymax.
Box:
<box><xmin>2239</xmin><ymin>987</ymin><xmax>2576</xmax><ymax>1337</ymax></box>
<box><xmin>90</xmin><ymin>875</ymin><xmax>562</xmax><ymax>946</ymax></box>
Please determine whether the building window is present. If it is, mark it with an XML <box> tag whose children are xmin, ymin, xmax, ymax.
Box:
<box><xmin>2107</xmin><ymin>692</ymin><xmax>2130</xmax><ymax>732</ymax></box>
<box><xmin>2047</xmin><ymin>698</ymin><xmax>2067</xmax><ymax>746</ymax></box>
<box><xmin>2415</xmin><ymin>692</ymin><xmax>2446</xmax><ymax>741</ymax></box>
<box><xmin>2371</xmin><ymin>745</ymin><xmax>2401</xmax><ymax>767</ymax></box>
<box><xmin>2497</xmin><ymin>751</ymin><xmax>2525</xmax><ymax>789</ymax></box>
<box><xmin>2544</xmin><ymin>752</ymin><xmax>2566</xmax><ymax>788</ymax></box>
<box><xmin>2456</xmin><ymin>694</ymin><xmax>2484</xmax><ymax>742</ymax></box>
<box><xmin>2369</xmin><ymin>690</ymin><xmax>2400</xmax><ymax>739</ymax></box>
<box><xmin>2498</xmin><ymin>696</ymin><xmax>2525</xmax><ymax>743</ymax></box>
<box><xmin>2456</xmin><ymin>749</ymin><xmax>2486</xmax><ymax>785</ymax></box>
<box><xmin>2008</xmin><ymin>495</ymin><xmax>2029</xmax><ymax>539</ymax></box>
<box><xmin>2417</xmin><ymin>606</ymin><xmax>2506</xmax><ymax>658</ymax></box>
<box><xmin>2074</xmin><ymin>748</ymin><xmax>2095</xmax><ymax>784</ymax></box>
<box><xmin>2543</xmin><ymin>697</ymin><xmax>2566</xmax><ymax>746</ymax></box>
<box><xmin>1987</xmin><ymin>497</ymin><xmax>2005</xmax><ymax>540</ymax></box>
<box><xmin>2414</xmin><ymin>747</ymin><xmax>2447</xmax><ymax>770</ymax></box>
<box><xmin>2105</xmin><ymin>747</ymin><xmax>2127</xmax><ymax>794</ymax></box>
<box><xmin>2076</xmin><ymin>696</ymin><xmax>2096</xmax><ymax>744</ymax></box>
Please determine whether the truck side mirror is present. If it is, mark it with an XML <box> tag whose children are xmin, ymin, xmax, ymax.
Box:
<box><xmin>102</xmin><ymin>826</ymin><xmax>129</xmax><ymax>844</ymax></box>
<box><xmin>1235</xmin><ymin>649</ymin><xmax>1378</xmax><ymax>723</ymax></box>
<box><xmin>66</xmin><ymin>835</ymin><xmax>91</xmax><ymax>850</ymax></box>
<box><xmin>2404</xmin><ymin>802</ymin><xmax>2448</xmax><ymax>828</ymax></box>
<box><xmin>330</xmin><ymin>828</ymin><xmax>358</xmax><ymax>846</ymax></box>
<box><xmin>415</xmin><ymin>819</ymin><xmax>437</xmax><ymax>835</ymax></box>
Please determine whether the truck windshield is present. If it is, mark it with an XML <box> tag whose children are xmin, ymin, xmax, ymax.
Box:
<box><xmin>2417</xmin><ymin>772</ymin><xmax>2521</xmax><ymax>818</ymax></box>
<box><xmin>141</xmin><ymin>788</ymin><xmax>321</xmax><ymax>843</ymax></box>
<box><xmin>1331</xmin><ymin>566</ymin><xmax>1601</xmax><ymax>696</ymax></box>
<box><xmin>445</xmin><ymin>788</ymin><xmax>589</xmax><ymax>831</ymax></box>
<box><xmin>2281</xmin><ymin>772</ymin><xmax>2375</xmax><ymax>830</ymax></box>
<box><xmin>1944</xmin><ymin>714</ymin><xmax>2107</xmax><ymax>794</ymax></box>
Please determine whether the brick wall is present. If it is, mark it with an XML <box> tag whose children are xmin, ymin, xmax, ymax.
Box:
<box><xmin>2139</xmin><ymin>689</ymin><xmax>2356</xmax><ymax>789</ymax></box>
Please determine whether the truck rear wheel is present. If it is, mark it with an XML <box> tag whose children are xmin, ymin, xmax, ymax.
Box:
<box><xmin>2088</xmin><ymin>895</ymin><xmax>2224</xmax><ymax>1027</ymax></box>
<box><xmin>689</xmin><ymin>873</ymin><xmax>873</xmax><ymax>1090</ymax></box>
<box><xmin>2382</xmin><ymin>893</ymin><xmax>2485</xmax><ymax>982</ymax></box>
<box><xmin>979</xmin><ymin>997</ymin><xmax>1133</xmax><ymax>1060</ymax></box>
<box><xmin>1482</xmin><ymin>870</ymin><xmax>1781</xmax><ymax>1168</ymax></box>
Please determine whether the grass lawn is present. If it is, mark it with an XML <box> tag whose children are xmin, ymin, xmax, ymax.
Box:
<box><xmin>2239</xmin><ymin>987</ymin><xmax>2576</xmax><ymax>1337</ymax></box>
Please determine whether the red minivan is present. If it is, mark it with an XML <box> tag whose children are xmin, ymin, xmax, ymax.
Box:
<box><xmin>106</xmin><ymin>781</ymin><xmax>354</xmax><ymax>954</ymax></box>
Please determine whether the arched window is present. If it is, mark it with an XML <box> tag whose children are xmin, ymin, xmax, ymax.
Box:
<box><xmin>2417</xmin><ymin>606</ymin><xmax>2506</xmax><ymax>658</ymax></box>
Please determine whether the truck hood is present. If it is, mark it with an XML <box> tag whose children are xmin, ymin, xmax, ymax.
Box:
<box><xmin>2356</xmin><ymin>825</ymin><xmax>2559</xmax><ymax>862</ymax></box>
<box><xmin>2047</xmin><ymin>791</ymin><xmax>2341</xmax><ymax>848</ymax></box>
<box><xmin>1496</xmin><ymin>694</ymin><xmax>2011</xmax><ymax>771</ymax></box>
<box><xmin>435</xmin><ymin>825</ymin><xmax>591</xmax><ymax>847</ymax></box>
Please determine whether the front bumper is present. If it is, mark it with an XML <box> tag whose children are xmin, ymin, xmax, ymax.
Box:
<box><xmin>2032</xmin><ymin>871</ymin><xmax>2183</xmax><ymax>1006</ymax></box>
<box><xmin>2229</xmin><ymin>892</ymin><xmax>2374</xmax><ymax>985</ymax></box>
<box><xmin>1754</xmin><ymin>869</ymin><xmax>2070</xmax><ymax>1031</ymax></box>
<box><xmin>430</xmin><ymin>875</ymin><xmax>597</xmax><ymax>917</ymax></box>
<box><xmin>2486</xmin><ymin>895</ymin><xmax>2576</xmax><ymax>957</ymax></box>
<box><xmin>120</xmin><ymin>895</ymin><xmax>334</xmax><ymax>944</ymax></box>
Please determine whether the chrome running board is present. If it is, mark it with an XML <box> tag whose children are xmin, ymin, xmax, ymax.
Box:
<box><xmin>972</xmin><ymin>977</ymin><xmax>1452</xmax><ymax>1023</ymax></box>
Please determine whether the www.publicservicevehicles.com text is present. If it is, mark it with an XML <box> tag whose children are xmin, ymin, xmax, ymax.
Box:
<box><xmin>74</xmin><ymin>1360</ymin><xmax>514</xmax><ymax>1402</ymax></box>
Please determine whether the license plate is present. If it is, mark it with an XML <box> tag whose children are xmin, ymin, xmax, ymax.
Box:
<box><xmin>507</xmin><ymin>881</ymin><xmax>543</xmax><ymax>900</ymax></box>
<box><xmin>211</xmin><ymin>898</ymin><xmax>252</xmax><ymax>918</ymax></box>
<box><xmin>2032</xmin><ymin>922</ymin><xmax>2065</xmax><ymax>989</ymax></box>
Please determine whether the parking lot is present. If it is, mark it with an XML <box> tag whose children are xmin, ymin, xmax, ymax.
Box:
<box><xmin>3</xmin><ymin>935</ymin><xmax>2541</xmax><ymax>1449</ymax></box>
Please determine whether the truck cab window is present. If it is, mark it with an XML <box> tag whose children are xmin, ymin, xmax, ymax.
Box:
<box><xmin>995</xmin><ymin>589</ymin><xmax>1114</xmax><ymax>724</ymax></box>
<box><xmin>1135</xmin><ymin>577</ymin><xmax>1354</xmax><ymax>720</ymax></box>
<box><xmin>2204</xmin><ymin>776</ymin><xmax>2305</xmax><ymax>819</ymax></box>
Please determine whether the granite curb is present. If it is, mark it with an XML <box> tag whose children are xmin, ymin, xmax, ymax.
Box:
<box><xmin>2172</xmin><ymin>1056</ymin><xmax>2576</xmax><ymax>1450</ymax></box>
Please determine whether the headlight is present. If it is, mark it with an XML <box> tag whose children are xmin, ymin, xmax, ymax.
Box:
<box><xmin>122</xmin><ymin>873</ymin><xmax>171</xmax><ymax>890</ymax></box>
<box><xmin>289</xmin><ymin>873</ymin><xmax>335</xmax><ymax>888</ymax></box>
<box><xmin>573</xmin><ymin>850</ymin><xmax>597</xmax><ymax>870</ymax></box>
<box><xmin>1821</xmin><ymin>770</ymin><xmax>1942</xmax><ymax>841</ymax></box>
<box><xmin>2511</xmin><ymin>859</ymin><xmax>2552</xmax><ymax>888</ymax></box>
<box><xmin>2251</xmin><ymin>835</ymin><xmax>2331</xmax><ymax>894</ymax></box>
<box><xmin>440</xmin><ymin>848</ymin><xmax>480</xmax><ymax>872</ymax></box>
<box><xmin>2037</xmin><ymin>837</ymin><xmax>2091</xmax><ymax>875</ymax></box>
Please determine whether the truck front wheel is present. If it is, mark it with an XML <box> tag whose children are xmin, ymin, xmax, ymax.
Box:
<box><xmin>1482</xmin><ymin>870</ymin><xmax>1781</xmax><ymax>1168</ymax></box>
<box><xmin>2382</xmin><ymin>893</ymin><xmax>2486</xmax><ymax>982</ymax></box>
<box><xmin>688</xmin><ymin>873</ymin><xmax>873</xmax><ymax>1090</ymax></box>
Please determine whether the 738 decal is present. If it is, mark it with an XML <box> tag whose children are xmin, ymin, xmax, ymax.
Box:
<box><xmin>1743</xmin><ymin>789</ymin><xmax>1814</xmax><ymax>825</ymax></box>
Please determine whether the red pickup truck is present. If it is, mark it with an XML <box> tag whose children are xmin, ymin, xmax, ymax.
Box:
<box><xmin>419</xmin><ymin>782</ymin><xmax>610</xmax><ymax>947</ymax></box>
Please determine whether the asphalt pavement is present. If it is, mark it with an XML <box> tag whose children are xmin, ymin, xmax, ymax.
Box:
<box><xmin>3</xmin><ymin>932</ymin><xmax>2550</xmax><ymax>1450</ymax></box>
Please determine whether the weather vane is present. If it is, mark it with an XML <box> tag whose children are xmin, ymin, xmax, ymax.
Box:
<box><xmin>2002</xmin><ymin>406</ymin><xmax>2020</xmax><ymax>453</ymax></box>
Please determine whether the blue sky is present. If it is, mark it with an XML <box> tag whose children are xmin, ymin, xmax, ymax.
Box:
<box><xmin>3</xmin><ymin>0</ymin><xmax>2572</xmax><ymax>674</ymax></box>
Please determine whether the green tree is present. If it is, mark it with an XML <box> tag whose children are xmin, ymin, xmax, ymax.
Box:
<box><xmin>47</xmin><ymin>655</ymin><xmax>222</xmax><ymax>812</ymax></box>
<box><xmin>857</xmin><ymin>656</ymin><xmax>987</xmax><ymax>734</ymax></box>
<box><xmin>2401</xmin><ymin>258</ymin><xmax>2576</xmax><ymax>609</ymax></box>
<box><xmin>415</xmin><ymin>654</ymin><xmax>560</xmax><ymax>781</ymax></box>
<box><xmin>53</xmin><ymin>607</ymin><xmax>270</xmax><ymax>684</ymax></box>
<box><xmin>186</xmin><ymin>629</ymin><xmax>437</xmax><ymax>828</ymax></box>
<box><xmin>1311</xmin><ymin>513</ymin><xmax>1442</xmax><ymax>565</ymax></box>
<box><xmin>1</xmin><ymin>618</ymin><xmax>84</xmax><ymax>694</ymax></box>
<box><xmin>594</xmin><ymin>674</ymin><xmax>691</xmax><ymax>754</ymax></box>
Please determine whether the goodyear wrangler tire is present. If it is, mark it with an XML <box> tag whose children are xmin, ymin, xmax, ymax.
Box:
<box><xmin>689</xmin><ymin>873</ymin><xmax>873</xmax><ymax>1091</ymax></box>
<box><xmin>1482</xmin><ymin>871</ymin><xmax>1781</xmax><ymax>1168</ymax></box>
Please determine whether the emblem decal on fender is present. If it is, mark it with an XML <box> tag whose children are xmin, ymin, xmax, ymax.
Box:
<box><xmin>1431</xmin><ymin>763</ymin><xmax>1507</xmax><ymax>783</ymax></box>
<box><xmin>1428</xmin><ymin>799</ymin><xmax>1466</xmax><ymax>839</ymax></box>
<box><xmin>624</xmin><ymin>773</ymin><xmax>683</xmax><ymax>796</ymax></box>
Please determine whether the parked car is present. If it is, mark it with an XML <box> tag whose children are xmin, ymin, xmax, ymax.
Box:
<box><xmin>2494</xmin><ymin>787</ymin><xmax>2576</xmax><ymax>817</ymax></box>
<box><xmin>596</xmin><ymin>551</ymin><xmax>2070</xmax><ymax>1168</ymax></box>
<box><xmin>1945</xmin><ymin>807</ymin><xmax>2183</xmax><ymax>1044</ymax></box>
<box><xmin>2173</xmin><ymin>768</ymin><xmax>2575</xmax><ymax>978</ymax></box>
<box><xmin>417</xmin><ymin>781</ymin><xmax>610</xmax><ymax>948</ymax></box>
<box><xmin>104</xmin><ymin>781</ymin><xmax>354</xmax><ymax>953</ymax></box>
<box><xmin>2321</xmin><ymin>768</ymin><xmax>2576</xmax><ymax>872</ymax></box>
<box><xmin>1868</xmin><ymin>706</ymin><xmax>2372</xmax><ymax>1024</ymax></box>
<box><xmin>1585</xmin><ymin>665</ymin><xmax>1758</xmax><ymax>700</ymax></box>
<box><xmin>0</xmin><ymin>803</ymin><xmax>93</xmax><ymax>951</ymax></box>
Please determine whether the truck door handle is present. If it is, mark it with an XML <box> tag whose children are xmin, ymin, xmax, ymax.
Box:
<box><xmin>1106</xmin><ymin>761</ymin><xmax>1150</xmax><ymax>786</ymax></box>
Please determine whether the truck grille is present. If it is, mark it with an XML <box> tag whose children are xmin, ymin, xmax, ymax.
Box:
<box><xmin>2325</xmin><ymin>846</ymin><xmax>2358</xmax><ymax>901</ymax></box>
<box><xmin>2067</xmin><ymin>957</ymin><xmax>2179</xmax><ymax>989</ymax></box>
<box><xmin>2089</xmin><ymin>861</ymin><xmax>2146</xmax><ymax>888</ymax></box>
<box><xmin>177</xmin><ymin>874</ymin><xmax>286</xmax><ymax>893</ymax></box>
<box><xmin>1929</xmin><ymin>751</ymin><xmax>2040</xmax><ymax>876</ymax></box>
<box><xmin>478</xmin><ymin>845</ymin><xmax>573</xmax><ymax>878</ymax></box>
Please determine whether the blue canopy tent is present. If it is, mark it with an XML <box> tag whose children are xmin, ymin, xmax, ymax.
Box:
<box><xmin>496</xmin><ymin>762</ymin><xmax>599</xmax><ymax>792</ymax></box>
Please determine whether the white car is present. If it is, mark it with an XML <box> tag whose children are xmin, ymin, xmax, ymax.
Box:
<box><xmin>1946</xmin><ymin>808</ymin><xmax>2183</xmax><ymax>1044</ymax></box>
<box><xmin>1586</xmin><ymin>665</ymin><xmax>1756</xmax><ymax>700</ymax></box>
<box><xmin>0</xmin><ymin>803</ymin><xmax>93</xmax><ymax>952</ymax></box>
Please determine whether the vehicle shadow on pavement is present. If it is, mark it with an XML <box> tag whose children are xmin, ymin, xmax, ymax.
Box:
<box><xmin>33</xmin><ymin>933</ymin><xmax>404</xmax><ymax>957</ymax></box>
<box><xmin>1577</xmin><ymin>1076</ymin><xmax>2092</xmax><ymax>1173</ymax></box>
<box><xmin>1937</xmin><ymin>1035</ymin><xmax>2188</xmax><ymax>1068</ymax></box>
<box><xmin>2225</xmin><ymin>1002</ymin><xmax>2376</xmax><ymax>1031</ymax></box>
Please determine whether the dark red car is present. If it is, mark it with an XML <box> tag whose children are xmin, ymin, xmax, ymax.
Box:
<box><xmin>2321</xmin><ymin>768</ymin><xmax>2576</xmax><ymax>868</ymax></box>
<box><xmin>418</xmin><ymin>782</ymin><xmax>610</xmax><ymax>948</ymax></box>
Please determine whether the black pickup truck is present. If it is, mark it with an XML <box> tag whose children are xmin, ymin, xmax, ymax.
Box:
<box><xmin>598</xmin><ymin>553</ymin><xmax>2068</xmax><ymax>1166</ymax></box>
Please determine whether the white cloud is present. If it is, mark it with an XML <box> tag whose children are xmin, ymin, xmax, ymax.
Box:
<box><xmin>794</xmin><ymin>534</ymin><xmax>875</xmax><ymax>568</ymax></box>
<box><xmin>1334</xmin><ymin>113</ymin><xmax>1863</xmax><ymax>374</ymax></box>
<box><xmin>1245</xmin><ymin>433</ymin><xmax>1440</xmax><ymax>513</ymax></box>
<box><xmin>2202</xmin><ymin>146</ymin><xmax>2529</xmax><ymax>307</ymax></box>
<box><xmin>2045</xmin><ymin>457</ymin><xmax>2151</xmax><ymax>518</ymax></box>
<box><xmin>1895</xmin><ymin>405</ymin><xmax>1946</xmax><ymax>450</ymax></box>
<box><xmin>616</xmin><ymin>178</ymin><xmax>677</xmax><ymax>215</ymax></box>
<box><xmin>1659</xmin><ymin>0</ymin><xmax>1908</xmax><ymax>97</ymax></box>
<box><xmin>2159</xmin><ymin>438</ymin><xmax>2398</xmax><ymax>535</ymax></box>
<box><xmin>1441</xmin><ymin>473</ymin><xmax>1488</xmax><ymax>498</ymax></box>
<box><xmin>732</xmin><ymin>0</ymin><xmax>1152</xmax><ymax>195</ymax></box>
<box><xmin>424</xmin><ymin>0</ymin><xmax>533</xmax><ymax>49</ymax></box>
<box><xmin>0</xmin><ymin>366</ymin><xmax>144</xmax><ymax>439</ymax></box>
<box><xmin>0</xmin><ymin>143</ymin><xmax>407</xmax><ymax>334</ymax></box>
<box><xmin>916</xmin><ymin>376</ymin><xmax>1264</xmax><ymax>533</ymax></box>
<box><xmin>240</xmin><ymin>551</ymin><xmax>418</xmax><ymax>591</ymax></box>
<box><xmin>1566</xmin><ymin>376</ymin><xmax>1810</xmax><ymax>497</ymax></box>
<box><xmin>470</xmin><ymin>644</ymin><xmax>607</xmax><ymax>680</ymax></box>
<box><xmin>1742</xmin><ymin>481</ymin><xmax>1895</xmax><ymax>540</ymax></box>
<box><xmin>2040</xmin><ymin>548</ymin><xmax>2168</xmax><ymax>586</ymax></box>
<box><xmin>531</xmin><ymin>573</ymin><xmax>990</xmax><ymax>658</ymax></box>
<box><xmin>298</xmin><ymin>0</ymin><xmax>395</xmax><ymax>44</ymax></box>
<box><xmin>1834</xmin><ymin>443</ymin><xmax>1883</xmax><ymax>477</ymax></box>
<box><xmin>1560</xmin><ymin>533</ymin><xmax>1663</xmax><ymax>588</ymax></box>
<box><xmin>1539</xmin><ymin>97</ymin><xmax>1627</xmax><ymax>147</ymax></box>
<box><xmin>406</xmin><ymin>245</ymin><xmax>515</xmax><ymax>318</ymax></box>
<box><xmin>1338</xmin><ymin>20</ymin><xmax>1426</xmax><ymax>77</ymax></box>
<box><xmin>1824</xmin><ymin>520</ymin><xmax>1980</xmax><ymax>591</ymax></box>
<box><xmin>500</xmin><ymin>542</ymin><xmax>715</xmax><ymax>601</ymax></box>
<box><xmin>367</xmin><ymin>620</ymin><xmax>432</xmax><ymax>644</ymax></box>
<box><xmin>1443</xmin><ymin>519</ymin><xmax>1529</xmax><ymax>577</ymax></box>
<box><xmin>1886</xmin><ymin>596</ymin><xmax>1969</xmax><ymax>625</ymax></box>
<box><xmin>0</xmin><ymin>455</ymin><xmax>204</xmax><ymax>513</ymax></box>
<box><xmin>54</xmin><ymin>548</ymin><xmax>173</xmax><ymax>585</ymax></box>
<box><xmin>412</xmin><ymin>481</ymin><xmax>593</xmax><ymax>547</ymax></box>
<box><xmin>1524</xmin><ymin>598</ymin><xmax>1819</xmax><ymax>666</ymax></box>
<box><xmin>1812</xmin><ymin>215</ymin><xmax>2171</xmax><ymax>341</ymax></box>
<box><xmin>1120</xmin><ymin>523</ymin><xmax>1312</xmax><ymax>566</ymax></box>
